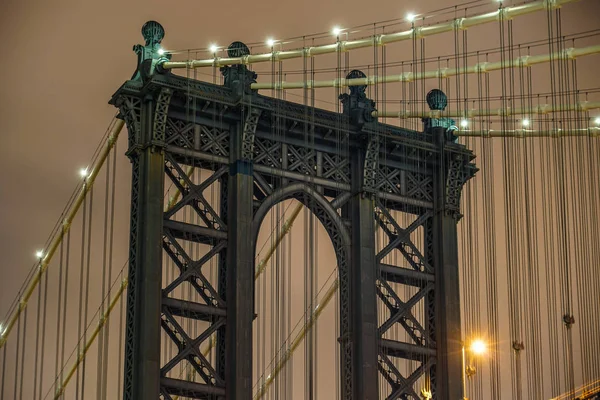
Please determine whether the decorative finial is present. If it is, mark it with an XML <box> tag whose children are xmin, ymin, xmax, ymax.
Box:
<box><xmin>338</xmin><ymin>69</ymin><xmax>376</xmax><ymax>126</ymax></box>
<box><xmin>130</xmin><ymin>21</ymin><xmax>169</xmax><ymax>81</ymax></box>
<box><xmin>227</xmin><ymin>41</ymin><xmax>250</xmax><ymax>58</ymax></box>
<box><xmin>141</xmin><ymin>21</ymin><xmax>165</xmax><ymax>47</ymax></box>
<box><xmin>220</xmin><ymin>42</ymin><xmax>257</xmax><ymax>95</ymax></box>
<box><xmin>426</xmin><ymin>89</ymin><xmax>447</xmax><ymax>111</ymax></box>
<box><xmin>347</xmin><ymin>70</ymin><xmax>367</xmax><ymax>96</ymax></box>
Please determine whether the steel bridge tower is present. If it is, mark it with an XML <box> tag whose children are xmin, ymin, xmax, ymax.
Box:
<box><xmin>111</xmin><ymin>21</ymin><xmax>476</xmax><ymax>400</ymax></box>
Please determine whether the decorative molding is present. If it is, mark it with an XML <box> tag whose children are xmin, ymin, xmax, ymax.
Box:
<box><xmin>363</xmin><ymin>133</ymin><xmax>380</xmax><ymax>193</ymax></box>
<box><xmin>445</xmin><ymin>154</ymin><xmax>466</xmax><ymax>218</ymax></box>
<box><xmin>152</xmin><ymin>88</ymin><xmax>172</xmax><ymax>143</ymax></box>
<box><xmin>242</xmin><ymin>107</ymin><xmax>262</xmax><ymax>160</ymax></box>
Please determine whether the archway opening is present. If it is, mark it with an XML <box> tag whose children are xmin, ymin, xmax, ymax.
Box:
<box><xmin>252</xmin><ymin>198</ymin><xmax>341</xmax><ymax>400</ymax></box>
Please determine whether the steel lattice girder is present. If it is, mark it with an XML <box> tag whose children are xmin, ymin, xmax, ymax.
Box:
<box><xmin>110</xmin><ymin>68</ymin><xmax>475</xmax><ymax>400</ymax></box>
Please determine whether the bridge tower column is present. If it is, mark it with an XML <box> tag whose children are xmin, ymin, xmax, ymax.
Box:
<box><xmin>117</xmin><ymin>81</ymin><xmax>171</xmax><ymax>399</ymax></box>
<box><xmin>112</xmin><ymin>21</ymin><xmax>173</xmax><ymax>400</ymax></box>
<box><xmin>217</xmin><ymin>41</ymin><xmax>260</xmax><ymax>400</ymax></box>
<box><xmin>425</xmin><ymin>89</ymin><xmax>466</xmax><ymax>399</ymax></box>
<box><xmin>342</xmin><ymin>70</ymin><xmax>380</xmax><ymax>400</ymax></box>
<box><xmin>348</xmin><ymin>150</ymin><xmax>380</xmax><ymax>400</ymax></box>
<box><xmin>223</xmin><ymin>120</ymin><xmax>256</xmax><ymax>400</ymax></box>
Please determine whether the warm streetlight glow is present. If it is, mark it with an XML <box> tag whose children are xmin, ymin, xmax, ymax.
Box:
<box><xmin>36</xmin><ymin>250</ymin><xmax>44</xmax><ymax>259</ymax></box>
<box><xmin>266</xmin><ymin>38</ymin><xmax>275</xmax><ymax>47</ymax></box>
<box><xmin>332</xmin><ymin>26</ymin><xmax>342</xmax><ymax>36</ymax></box>
<box><xmin>594</xmin><ymin>117</ymin><xmax>600</xmax><ymax>125</ymax></box>
<box><xmin>522</xmin><ymin>118</ymin><xmax>531</xmax><ymax>127</ymax></box>
<box><xmin>157</xmin><ymin>48</ymin><xmax>165</xmax><ymax>55</ymax></box>
<box><xmin>460</xmin><ymin>119</ymin><xmax>469</xmax><ymax>128</ymax></box>
<box><xmin>79</xmin><ymin>168</ymin><xmax>88</xmax><ymax>178</ymax></box>
<box><xmin>406</xmin><ymin>13</ymin><xmax>416</xmax><ymax>22</ymax></box>
<box><xmin>209</xmin><ymin>44</ymin><xmax>218</xmax><ymax>54</ymax></box>
<box><xmin>470</xmin><ymin>339</ymin><xmax>487</xmax><ymax>355</ymax></box>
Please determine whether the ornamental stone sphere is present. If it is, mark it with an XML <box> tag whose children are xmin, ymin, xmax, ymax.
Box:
<box><xmin>426</xmin><ymin>89</ymin><xmax>448</xmax><ymax>111</ymax></box>
<box><xmin>227</xmin><ymin>42</ymin><xmax>250</xmax><ymax>58</ymax></box>
<box><xmin>141</xmin><ymin>21</ymin><xmax>165</xmax><ymax>46</ymax></box>
<box><xmin>347</xmin><ymin>69</ymin><xmax>367</xmax><ymax>95</ymax></box>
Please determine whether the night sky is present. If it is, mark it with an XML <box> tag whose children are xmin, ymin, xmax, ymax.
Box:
<box><xmin>1</xmin><ymin>0</ymin><xmax>599</xmax><ymax>398</ymax></box>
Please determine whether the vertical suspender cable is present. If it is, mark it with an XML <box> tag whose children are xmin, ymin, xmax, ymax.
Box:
<box><xmin>75</xmin><ymin>186</ymin><xmax>89</xmax><ymax>400</ymax></box>
<box><xmin>96</xmin><ymin>145</ymin><xmax>111</xmax><ymax>400</ymax></box>
<box><xmin>38</xmin><ymin>262</ymin><xmax>50</xmax><ymax>400</ymax></box>
<box><xmin>102</xmin><ymin>139</ymin><xmax>117</xmax><ymax>400</ymax></box>
<box><xmin>0</xmin><ymin>336</ymin><xmax>6</xmax><ymax>396</ymax></box>
<box><xmin>33</xmin><ymin>253</ymin><xmax>44</xmax><ymax>398</ymax></box>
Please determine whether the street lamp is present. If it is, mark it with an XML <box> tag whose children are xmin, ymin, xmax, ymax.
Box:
<box><xmin>462</xmin><ymin>338</ymin><xmax>487</xmax><ymax>399</ymax></box>
<box><xmin>470</xmin><ymin>339</ymin><xmax>487</xmax><ymax>355</ymax></box>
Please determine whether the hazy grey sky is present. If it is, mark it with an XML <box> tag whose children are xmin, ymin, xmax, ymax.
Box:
<box><xmin>1</xmin><ymin>0</ymin><xmax>599</xmax><ymax>398</ymax></box>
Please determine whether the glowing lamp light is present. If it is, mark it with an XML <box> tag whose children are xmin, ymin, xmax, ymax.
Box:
<box><xmin>522</xmin><ymin>118</ymin><xmax>531</xmax><ymax>127</ymax></box>
<box><xmin>157</xmin><ymin>48</ymin><xmax>165</xmax><ymax>55</ymax></box>
<box><xmin>470</xmin><ymin>339</ymin><xmax>487</xmax><ymax>355</ymax></box>
<box><xmin>36</xmin><ymin>250</ymin><xmax>44</xmax><ymax>259</ymax></box>
<box><xmin>406</xmin><ymin>13</ymin><xmax>417</xmax><ymax>23</ymax></box>
<box><xmin>594</xmin><ymin>117</ymin><xmax>600</xmax><ymax>125</ymax></box>
<box><xmin>209</xmin><ymin>44</ymin><xmax>218</xmax><ymax>54</ymax></box>
<box><xmin>266</xmin><ymin>38</ymin><xmax>275</xmax><ymax>47</ymax></box>
<box><xmin>79</xmin><ymin>168</ymin><xmax>88</xmax><ymax>178</ymax></box>
<box><xmin>332</xmin><ymin>26</ymin><xmax>342</xmax><ymax>36</ymax></box>
<box><xmin>460</xmin><ymin>119</ymin><xmax>469</xmax><ymax>128</ymax></box>
<box><xmin>420</xmin><ymin>388</ymin><xmax>432</xmax><ymax>399</ymax></box>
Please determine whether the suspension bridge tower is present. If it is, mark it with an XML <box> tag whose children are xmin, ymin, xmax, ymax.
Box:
<box><xmin>111</xmin><ymin>20</ymin><xmax>476</xmax><ymax>400</ymax></box>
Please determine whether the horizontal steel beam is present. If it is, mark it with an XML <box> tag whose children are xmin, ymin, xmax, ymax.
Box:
<box><xmin>162</xmin><ymin>297</ymin><xmax>226</xmax><ymax>321</ymax></box>
<box><xmin>166</xmin><ymin>147</ymin><xmax>434</xmax><ymax>210</ymax></box>
<box><xmin>161</xmin><ymin>377</ymin><xmax>226</xmax><ymax>398</ymax></box>
<box><xmin>164</xmin><ymin>219</ymin><xmax>227</xmax><ymax>243</ymax></box>
<box><xmin>380</xmin><ymin>338</ymin><xmax>436</xmax><ymax>361</ymax></box>
<box><xmin>379</xmin><ymin>263</ymin><xmax>435</xmax><ymax>286</ymax></box>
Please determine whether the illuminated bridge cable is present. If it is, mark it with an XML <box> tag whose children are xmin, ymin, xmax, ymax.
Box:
<box><xmin>374</xmin><ymin>99</ymin><xmax>600</xmax><ymax>120</ymax></box>
<box><xmin>162</xmin><ymin>0</ymin><xmax>584</xmax><ymax>70</ymax></box>
<box><xmin>250</xmin><ymin>44</ymin><xmax>600</xmax><ymax>91</ymax></box>
<box><xmin>246</xmin><ymin>29</ymin><xmax>600</xmax><ymax>77</ymax></box>
<box><xmin>0</xmin><ymin>118</ymin><xmax>125</xmax><ymax>351</ymax></box>
<box><xmin>1</xmin><ymin>117</ymin><xmax>116</xmax><ymax>325</ymax></box>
